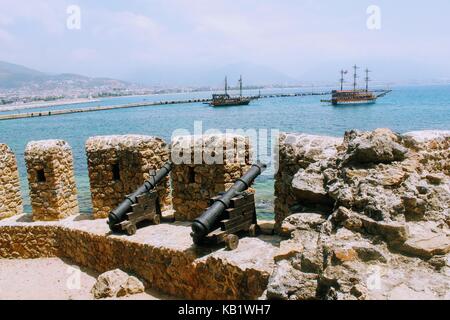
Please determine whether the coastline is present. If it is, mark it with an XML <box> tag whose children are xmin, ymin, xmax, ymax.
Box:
<box><xmin>0</xmin><ymin>97</ymin><xmax>101</xmax><ymax>112</ymax></box>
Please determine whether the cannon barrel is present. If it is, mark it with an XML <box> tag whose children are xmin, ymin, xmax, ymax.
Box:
<box><xmin>191</xmin><ymin>162</ymin><xmax>267</xmax><ymax>242</ymax></box>
<box><xmin>108</xmin><ymin>161</ymin><xmax>173</xmax><ymax>228</ymax></box>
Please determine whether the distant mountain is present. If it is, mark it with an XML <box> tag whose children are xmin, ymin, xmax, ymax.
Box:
<box><xmin>122</xmin><ymin>62</ymin><xmax>299</xmax><ymax>87</ymax></box>
<box><xmin>0</xmin><ymin>61</ymin><xmax>132</xmax><ymax>90</ymax></box>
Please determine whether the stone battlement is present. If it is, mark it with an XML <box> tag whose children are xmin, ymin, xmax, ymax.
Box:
<box><xmin>0</xmin><ymin>129</ymin><xmax>449</xmax><ymax>300</ymax></box>
<box><xmin>86</xmin><ymin>134</ymin><xmax>170</xmax><ymax>219</ymax></box>
<box><xmin>0</xmin><ymin>144</ymin><xmax>22</xmax><ymax>220</ymax></box>
<box><xmin>0</xmin><ymin>213</ymin><xmax>280</xmax><ymax>299</ymax></box>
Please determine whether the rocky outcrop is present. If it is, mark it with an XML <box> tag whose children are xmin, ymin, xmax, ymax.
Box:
<box><xmin>269</xmin><ymin>129</ymin><xmax>450</xmax><ymax>300</ymax></box>
<box><xmin>274</xmin><ymin>133</ymin><xmax>342</xmax><ymax>231</ymax></box>
<box><xmin>91</xmin><ymin>269</ymin><xmax>145</xmax><ymax>299</ymax></box>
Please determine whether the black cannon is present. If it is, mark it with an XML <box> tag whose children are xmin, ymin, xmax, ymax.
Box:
<box><xmin>191</xmin><ymin>162</ymin><xmax>267</xmax><ymax>250</ymax></box>
<box><xmin>108</xmin><ymin>161</ymin><xmax>173</xmax><ymax>235</ymax></box>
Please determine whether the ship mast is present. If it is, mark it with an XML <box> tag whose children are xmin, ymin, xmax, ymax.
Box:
<box><xmin>353</xmin><ymin>65</ymin><xmax>359</xmax><ymax>92</ymax></box>
<box><xmin>365</xmin><ymin>68</ymin><xmax>371</xmax><ymax>92</ymax></box>
<box><xmin>225</xmin><ymin>76</ymin><xmax>228</xmax><ymax>95</ymax></box>
<box><xmin>239</xmin><ymin>75</ymin><xmax>243</xmax><ymax>97</ymax></box>
<box><xmin>340</xmin><ymin>70</ymin><xmax>345</xmax><ymax>91</ymax></box>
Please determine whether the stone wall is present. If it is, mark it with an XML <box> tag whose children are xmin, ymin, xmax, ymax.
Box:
<box><xmin>0</xmin><ymin>215</ymin><xmax>279</xmax><ymax>299</ymax></box>
<box><xmin>24</xmin><ymin>140</ymin><xmax>78</xmax><ymax>221</ymax></box>
<box><xmin>274</xmin><ymin>133</ymin><xmax>342</xmax><ymax>231</ymax></box>
<box><xmin>86</xmin><ymin>135</ymin><xmax>170</xmax><ymax>219</ymax></box>
<box><xmin>0</xmin><ymin>144</ymin><xmax>23</xmax><ymax>220</ymax></box>
<box><xmin>171</xmin><ymin>134</ymin><xmax>252</xmax><ymax>221</ymax></box>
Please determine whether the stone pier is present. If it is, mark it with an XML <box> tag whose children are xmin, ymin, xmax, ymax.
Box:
<box><xmin>0</xmin><ymin>144</ymin><xmax>23</xmax><ymax>220</ymax></box>
<box><xmin>85</xmin><ymin>135</ymin><xmax>170</xmax><ymax>219</ymax></box>
<box><xmin>171</xmin><ymin>134</ymin><xmax>252</xmax><ymax>221</ymax></box>
<box><xmin>24</xmin><ymin>140</ymin><xmax>78</xmax><ymax>221</ymax></box>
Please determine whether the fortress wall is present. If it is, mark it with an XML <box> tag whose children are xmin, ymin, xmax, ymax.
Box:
<box><xmin>0</xmin><ymin>216</ymin><xmax>278</xmax><ymax>299</ymax></box>
<box><xmin>24</xmin><ymin>140</ymin><xmax>78</xmax><ymax>221</ymax></box>
<box><xmin>0</xmin><ymin>144</ymin><xmax>23</xmax><ymax>220</ymax></box>
<box><xmin>170</xmin><ymin>134</ymin><xmax>252</xmax><ymax>221</ymax></box>
<box><xmin>85</xmin><ymin>135</ymin><xmax>170</xmax><ymax>219</ymax></box>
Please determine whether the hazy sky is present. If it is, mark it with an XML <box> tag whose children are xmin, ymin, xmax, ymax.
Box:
<box><xmin>1</xmin><ymin>0</ymin><xmax>450</xmax><ymax>84</ymax></box>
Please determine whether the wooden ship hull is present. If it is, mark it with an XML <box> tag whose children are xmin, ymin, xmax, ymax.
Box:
<box><xmin>211</xmin><ymin>75</ymin><xmax>252</xmax><ymax>107</ymax></box>
<box><xmin>322</xmin><ymin>66</ymin><xmax>391</xmax><ymax>106</ymax></box>
<box><xmin>211</xmin><ymin>97</ymin><xmax>251</xmax><ymax>107</ymax></box>
<box><xmin>330</xmin><ymin>90</ymin><xmax>377</xmax><ymax>105</ymax></box>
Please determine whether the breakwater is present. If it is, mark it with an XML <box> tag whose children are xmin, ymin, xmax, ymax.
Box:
<box><xmin>0</xmin><ymin>91</ymin><xmax>330</xmax><ymax>121</ymax></box>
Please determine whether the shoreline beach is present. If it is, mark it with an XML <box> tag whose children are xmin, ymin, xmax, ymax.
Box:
<box><xmin>0</xmin><ymin>98</ymin><xmax>101</xmax><ymax>112</ymax></box>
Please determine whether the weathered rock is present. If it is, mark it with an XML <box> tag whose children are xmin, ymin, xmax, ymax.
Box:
<box><xmin>387</xmin><ymin>284</ymin><xmax>437</xmax><ymax>300</ymax></box>
<box><xmin>266</xmin><ymin>260</ymin><xmax>318</xmax><ymax>300</ymax></box>
<box><xmin>91</xmin><ymin>269</ymin><xmax>142</xmax><ymax>299</ymax></box>
<box><xmin>401</xmin><ymin>231</ymin><xmax>450</xmax><ymax>259</ymax></box>
<box><xmin>258</xmin><ymin>220</ymin><xmax>275</xmax><ymax>235</ymax></box>
<box><xmin>343</xmin><ymin>128</ymin><xmax>408</xmax><ymax>164</ymax></box>
<box><xmin>274</xmin><ymin>240</ymin><xmax>302</xmax><ymax>262</ymax></box>
<box><xmin>116</xmin><ymin>276</ymin><xmax>146</xmax><ymax>297</ymax></box>
<box><xmin>332</xmin><ymin>207</ymin><xmax>410</xmax><ymax>245</ymax></box>
<box><xmin>352</xmin><ymin>244</ymin><xmax>388</xmax><ymax>263</ymax></box>
<box><xmin>404</xmin><ymin>130</ymin><xmax>450</xmax><ymax>144</ymax></box>
<box><xmin>291</xmin><ymin>230</ymin><xmax>323</xmax><ymax>273</ymax></box>
<box><xmin>280</xmin><ymin>212</ymin><xmax>326</xmax><ymax>236</ymax></box>
<box><xmin>271</xmin><ymin>129</ymin><xmax>450</xmax><ymax>300</ymax></box>
<box><xmin>274</xmin><ymin>133</ymin><xmax>342</xmax><ymax>231</ymax></box>
<box><xmin>292</xmin><ymin>166</ymin><xmax>333</xmax><ymax>206</ymax></box>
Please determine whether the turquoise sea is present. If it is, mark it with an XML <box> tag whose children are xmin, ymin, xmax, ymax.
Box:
<box><xmin>1</xmin><ymin>85</ymin><xmax>449</xmax><ymax>219</ymax></box>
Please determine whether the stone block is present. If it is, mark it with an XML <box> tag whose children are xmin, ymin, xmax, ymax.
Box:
<box><xmin>85</xmin><ymin>135</ymin><xmax>170</xmax><ymax>219</ymax></box>
<box><xmin>25</xmin><ymin>140</ymin><xmax>78</xmax><ymax>221</ymax></box>
<box><xmin>0</xmin><ymin>144</ymin><xmax>22</xmax><ymax>219</ymax></box>
<box><xmin>171</xmin><ymin>134</ymin><xmax>252</xmax><ymax>221</ymax></box>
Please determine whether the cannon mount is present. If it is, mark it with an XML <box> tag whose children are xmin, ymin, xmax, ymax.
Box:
<box><xmin>201</xmin><ymin>191</ymin><xmax>259</xmax><ymax>250</ymax></box>
<box><xmin>108</xmin><ymin>161</ymin><xmax>172</xmax><ymax>235</ymax></box>
<box><xmin>191</xmin><ymin>163</ymin><xmax>266</xmax><ymax>250</ymax></box>
<box><xmin>114</xmin><ymin>190</ymin><xmax>161</xmax><ymax>235</ymax></box>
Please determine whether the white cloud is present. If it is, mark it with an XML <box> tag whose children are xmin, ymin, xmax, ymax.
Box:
<box><xmin>91</xmin><ymin>11</ymin><xmax>163</xmax><ymax>43</ymax></box>
<box><xmin>0</xmin><ymin>0</ymin><xmax>66</xmax><ymax>35</ymax></box>
<box><xmin>0</xmin><ymin>28</ymin><xmax>14</xmax><ymax>43</ymax></box>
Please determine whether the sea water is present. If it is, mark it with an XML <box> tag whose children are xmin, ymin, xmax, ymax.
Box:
<box><xmin>1</xmin><ymin>84</ymin><xmax>449</xmax><ymax>219</ymax></box>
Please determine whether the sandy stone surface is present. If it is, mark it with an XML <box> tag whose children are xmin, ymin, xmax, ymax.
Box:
<box><xmin>0</xmin><ymin>257</ymin><xmax>171</xmax><ymax>300</ymax></box>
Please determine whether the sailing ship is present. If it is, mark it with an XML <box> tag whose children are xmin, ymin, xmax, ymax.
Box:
<box><xmin>210</xmin><ymin>76</ymin><xmax>252</xmax><ymax>107</ymax></box>
<box><xmin>322</xmin><ymin>66</ymin><xmax>391</xmax><ymax>105</ymax></box>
